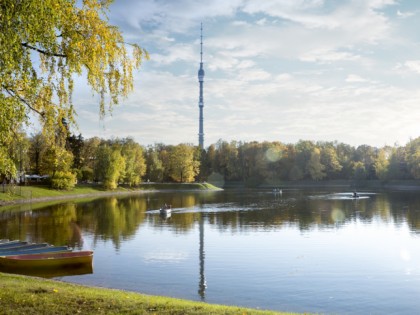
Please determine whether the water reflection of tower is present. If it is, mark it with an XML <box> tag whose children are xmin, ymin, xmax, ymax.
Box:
<box><xmin>198</xmin><ymin>210</ymin><xmax>206</xmax><ymax>300</ymax></box>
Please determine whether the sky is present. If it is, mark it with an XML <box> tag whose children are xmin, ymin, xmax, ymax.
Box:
<box><xmin>70</xmin><ymin>0</ymin><xmax>420</xmax><ymax>148</ymax></box>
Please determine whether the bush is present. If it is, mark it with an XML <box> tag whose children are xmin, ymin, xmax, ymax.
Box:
<box><xmin>80</xmin><ymin>166</ymin><xmax>94</xmax><ymax>182</ymax></box>
<box><xmin>50</xmin><ymin>171</ymin><xmax>76</xmax><ymax>190</ymax></box>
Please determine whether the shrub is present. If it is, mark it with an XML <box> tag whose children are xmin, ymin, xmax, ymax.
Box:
<box><xmin>50</xmin><ymin>171</ymin><xmax>76</xmax><ymax>190</ymax></box>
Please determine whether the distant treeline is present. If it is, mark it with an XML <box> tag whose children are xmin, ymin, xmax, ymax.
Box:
<box><xmin>3</xmin><ymin>133</ymin><xmax>420</xmax><ymax>189</ymax></box>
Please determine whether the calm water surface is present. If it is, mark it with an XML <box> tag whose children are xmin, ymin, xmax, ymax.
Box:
<box><xmin>1</xmin><ymin>189</ymin><xmax>420</xmax><ymax>314</ymax></box>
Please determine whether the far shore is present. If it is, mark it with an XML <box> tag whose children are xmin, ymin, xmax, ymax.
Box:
<box><xmin>1</xmin><ymin>179</ymin><xmax>419</xmax><ymax>209</ymax></box>
<box><xmin>0</xmin><ymin>182</ymin><xmax>222</xmax><ymax>208</ymax></box>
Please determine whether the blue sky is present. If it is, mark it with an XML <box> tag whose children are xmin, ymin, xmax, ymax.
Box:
<box><xmin>69</xmin><ymin>0</ymin><xmax>420</xmax><ymax>148</ymax></box>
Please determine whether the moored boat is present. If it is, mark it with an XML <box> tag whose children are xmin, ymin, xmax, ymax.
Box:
<box><xmin>0</xmin><ymin>251</ymin><xmax>93</xmax><ymax>268</ymax></box>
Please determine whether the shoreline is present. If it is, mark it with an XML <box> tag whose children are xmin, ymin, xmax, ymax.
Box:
<box><xmin>0</xmin><ymin>183</ymin><xmax>223</xmax><ymax>208</ymax></box>
<box><xmin>2</xmin><ymin>180</ymin><xmax>419</xmax><ymax>208</ymax></box>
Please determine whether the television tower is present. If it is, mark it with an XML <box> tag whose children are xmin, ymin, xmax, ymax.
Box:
<box><xmin>198</xmin><ymin>23</ymin><xmax>205</xmax><ymax>149</ymax></box>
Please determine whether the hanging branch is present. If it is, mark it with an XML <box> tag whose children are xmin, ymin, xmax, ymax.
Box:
<box><xmin>21</xmin><ymin>42</ymin><xmax>67</xmax><ymax>58</ymax></box>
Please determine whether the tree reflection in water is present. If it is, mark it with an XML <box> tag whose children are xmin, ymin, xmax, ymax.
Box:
<box><xmin>1</xmin><ymin>190</ymin><xmax>420</xmax><ymax>248</ymax></box>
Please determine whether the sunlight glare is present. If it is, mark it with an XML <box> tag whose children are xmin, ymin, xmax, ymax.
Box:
<box><xmin>265</xmin><ymin>148</ymin><xmax>282</xmax><ymax>162</ymax></box>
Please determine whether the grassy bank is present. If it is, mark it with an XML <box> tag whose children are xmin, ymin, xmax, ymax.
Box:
<box><xmin>0</xmin><ymin>272</ymin><xmax>295</xmax><ymax>315</ymax></box>
<box><xmin>0</xmin><ymin>182</ymin><xmax>221</xmax><ymax>207</ymax></box>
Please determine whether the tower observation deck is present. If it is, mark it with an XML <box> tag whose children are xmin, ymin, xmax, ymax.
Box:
<box><xmin>198</xmin><ymin>23</ymin><xmax>205</xmax><ymax>149</ymax></box>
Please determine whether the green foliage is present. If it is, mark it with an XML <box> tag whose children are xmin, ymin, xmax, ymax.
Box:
<box><xmin>80</xmin><ymin>166</ymin><xmax>94</xmax><ymax>182</ymax></box>
<box><xmin>50</xmin><ymin>171</ymin><xmax>76</xmax><ymax>190</ymax></box>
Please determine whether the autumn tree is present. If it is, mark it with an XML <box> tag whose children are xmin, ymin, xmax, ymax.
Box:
<box><xmin>306</xmin><ymin>148</ymin><xmax>326</xmax><ymax>180</ymax></box>
<box><xmin>41</xmin><ymin>145</ymin><xmax>76</xmax><ymax>189</ymax></box>
<box><xmin>168</xmin><ymin>144</ymin><xmax>200</xmax><ymax>183</ymax></box>
<box><xmin>293</xmin><ymin>140</ymin><xmax>316</xmax><ymax>179</ymax></box>
<box><xmin>0</xmin><ymin>0</ymin><xmax>148</xmax><ymax>177</ymax></box>
<box><xmin>144</xmin><ymin>146</ymin><xmax>164</xmax><ymax>182</ymax></box>
<box><xmin>120</xmin><ymin>138</ymin><xmax>146</xmax><ymax>186</ymax></box>
<box><xmin>213</xmin><ymin>140</ymin><xmax>240</xmax><ymax>181</ymax></box>
<box><xmin>94</xmin><ymin>144</ymin><xmax>125</xmax><ymax>190</ymax></box>
<box><xmin>319</xmin><ymin>143</ymin><xmax>342</xmax><ymax>179</ymax></box>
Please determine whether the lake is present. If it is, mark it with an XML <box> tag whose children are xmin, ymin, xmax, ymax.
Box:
<box><xmin>1</xmin><ymin>188</ymin><xmax>420</xmax><ymax>314</ymax></box>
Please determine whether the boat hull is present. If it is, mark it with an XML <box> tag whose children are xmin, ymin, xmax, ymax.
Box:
<box><xmin>0</xmin><ymin>251</ymin><xmax>93</xmax><ymax>269</ymax></box>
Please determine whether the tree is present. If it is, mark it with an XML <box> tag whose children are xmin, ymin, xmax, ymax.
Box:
<box><xmin>0</xmin><ymin>0</ymin><xmax>148</xmax><ymax>176</ymax></box>
<box><xmin>294</xmin><ymin>140</ymin><xmax>316</xmax><ymax>179</ymax></box>
<box><xmin>28</xmin><ymin>133</ymin><xmax>48</xmax><ymax>175</ymax></box>
<box><xmin>388</xmin><ymin>146</ymin><xmax>410</xmax><ymax>180</ymax></box>
<box><xmin>306</xmin><ymin>148</ymin><xmax>326</xmax><ymax>180</ymax></box>
<box><xmin>354</xmin><ymin>145</ymin><xmax>377</xmax><ymax>179</ymax></box>
<box><xmin>94</xmin><ymin>144</ymin><xmax>125</xmax><ymax>189</ymax></box>
<box><xmin>351</xmin><ymin>161</ymin><xmax>367</xmax><ymax>180</ymax></box>
<box><xmin>145</xmin><ymin>146</ymin><xmax>164</xmax><ymax>182</ymax></box>
<box><xmin>373</xmin><ymin>148</ymin><xmax>390</xmax><ymax>180</ymax></box>
<box><xmin>214</xmin><ymin>140</ymin><xmax>240</xmax><ymax>181</ymax></box>
<box><xmin>320</xmin><ymin>144</ymin><xmax>342</xmax><ymax>179</ymax></box>
<box><xmin>7</xmin><ymin>131</ymin><xmax>30</xmax><ymax>181</ymax></box>
<box><xmin>405</xmin><ymin>137</ymin><xmax>420</xmax><ymax>179</ymax></box>
<box><xmin>41</xmin><ymin>145</ymin><xmax>76</xmax><ymax>190</ymax></box>
<box><xmin>168</xmin><ymin>144</ymin><xmax>200</xmax><ymax>183</ymax></box>
<box><xmin>66</xmin><ymin>134</ymin><xmax>84</xmax><ymax>170</ymax></box>
<box><xmin>121</xmin><ymin>138</ymin><xmax>146</xmax><ymax>186</ymax></box>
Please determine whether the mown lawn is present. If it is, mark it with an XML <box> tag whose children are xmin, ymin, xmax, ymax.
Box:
<box><xmin>0</xmin><ymin>272</ymin><xmax>297</xmax><ymax>315</ymax></box>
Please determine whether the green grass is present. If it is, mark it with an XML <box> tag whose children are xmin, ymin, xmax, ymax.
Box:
<box><xmin>0</xmin><ymin>272</ymin><xmax>298</xmax><ymax>315</ymax></box>
<box><xmin>139</xmin><ymin>182</ymin><xmax>220</xmax><ymax>191</ymax></box>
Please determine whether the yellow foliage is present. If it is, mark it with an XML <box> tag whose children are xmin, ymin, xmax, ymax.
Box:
<box><xmin>0</xmin><ymin>0</ymin><xmax>148</xmax><ymax>176</ymax></box>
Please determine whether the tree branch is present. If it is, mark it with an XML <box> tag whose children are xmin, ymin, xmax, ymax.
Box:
<box><xmin>3</xmin><ymin>86</ymin><xmax>45</xmax><ymax>118</ymax></box>
<box><xmin>21</xmin><ymin>42</ymin><xmax>67</xmax><ymax>58</ymax></box>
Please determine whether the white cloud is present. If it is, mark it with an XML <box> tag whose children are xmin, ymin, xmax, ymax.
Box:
<box><xmin>300</xmin><ymin>49</ymin><xmax>361</xmax><ymax>63</ymax></box>
<box><xmin>396</xmin><ymin>10</ymin><xmax>416</xmax><ymax>18</ymax></box>
<box><xmin>345</xmin><ymin>74</ymin><xmax>368</xmax><ymax>83</ymax></box>
<box><xmin>403</xmin><ymin>60</ymin><xmax>420</xmax><ymax>74</ymax></box>
<box><xmin>68</xmin><ymin>0</ymin><xmax>420</xmax><ymax>148</ymax></box>
<box><xmin>150</xmin><ymin>43</ymin><xmax>196</xmax><ymax>65</ymax></box>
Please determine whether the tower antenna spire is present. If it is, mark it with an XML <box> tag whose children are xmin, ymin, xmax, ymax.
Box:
<box><xmin>197</xmin><ymin>23</ymin><xmax>205</xmax><ymax>149</ymax></box>
<box><xmin>200</xmin><ymin>23</ymin><xmax>203</xmax><ymax>64</ymax></box>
